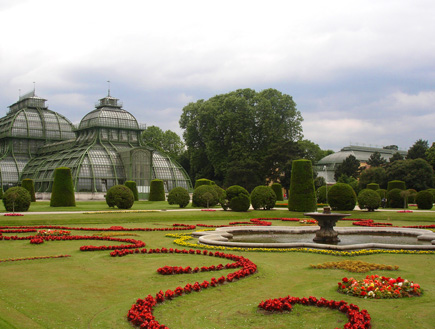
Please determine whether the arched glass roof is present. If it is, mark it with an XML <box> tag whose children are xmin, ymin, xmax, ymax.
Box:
<box><xmin>78</xmin><ymin>96</ymin><xmax>139</xmax><ymax>130</ymax></box>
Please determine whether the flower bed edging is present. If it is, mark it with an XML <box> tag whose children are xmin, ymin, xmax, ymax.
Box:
<box><xmin>258</xmin><ymin>295</ymin><xmax>371</xmax><ymax>328</ymax></box>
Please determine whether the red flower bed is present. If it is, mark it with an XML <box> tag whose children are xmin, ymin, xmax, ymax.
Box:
<box><xmin>124</xmin><ymin>248</ymin><xmax>257</xmax><ymax>328</ymax></box>
<box><xmin>352</xmin><ymin>219</ymin><xmax>394</xmax><ymax>227</ymax></box>
<box><xmin>258</xmin><ymin>295</ymin><xmax>371</xmax><ymax>328</ymax></box>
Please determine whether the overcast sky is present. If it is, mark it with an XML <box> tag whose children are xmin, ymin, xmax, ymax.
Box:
<box><xmin>1</xmin><ymin>0</ymin><xmax>434</xmax><ymax>151</ymax></box>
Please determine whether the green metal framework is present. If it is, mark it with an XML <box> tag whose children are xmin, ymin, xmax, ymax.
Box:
<box><xmin>0</xmin><ymin>91</ymin><xmax>75</xmax><ymax>188</ymax></box>
<box><xmin>13</xmin><ymin>93</ymin><xmax>193</xmax><ymax>196</ymax></box>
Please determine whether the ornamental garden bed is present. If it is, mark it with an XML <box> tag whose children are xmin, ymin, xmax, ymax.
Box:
<box><xmin>0</xmin><ymin>209</ymin><xmax>434</xmax><ymax>328</ymax></box>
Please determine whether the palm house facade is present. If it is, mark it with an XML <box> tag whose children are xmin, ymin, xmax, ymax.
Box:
<box><xmin>1</xmin><ymin>91</ymin><xmax>192</xmax><ymax>200</ymax></box>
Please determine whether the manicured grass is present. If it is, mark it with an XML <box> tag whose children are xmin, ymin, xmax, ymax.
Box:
<box><xmin>0</xmin><ymin>206</ymin><xmax>434</xmax><ymax>328</ymax></box>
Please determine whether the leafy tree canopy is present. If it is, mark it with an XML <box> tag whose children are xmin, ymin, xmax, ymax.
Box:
<box><xmin>358</xmin><ymin>166</ymin><xmax>387</xmax><ymax>189</ymax></box>
<box><xmin>425</xmin><ymin>142</ymin><xmax>435</xmax><ymax>171</ymax></box>
<box><xmin>389</xmin><ymin>152</ymin><xmax>404</xmax><ymax>163</ymax></box>
<box><xmin>367</xmin><ymin>152</ymin><xmax>387</xmax><ymax>167</ymax></box>
<box><xmin>407</xmin><ymin>139</ymin><xmax>429</xmax><ymax>160</ymax></box>
<box><xmin>179</xmin><ymin>88</ymin><xmax>304</xmax><ymax>187</ymax></box>
<box><xmin>334</xmin><ymin>155</ymin><xmax>360</xmax><ymax>181</ymax></box>
<box><xmin>298</xmin><ymin>139</ymin><xmax>334</xmax><ymax>164</ymax></box>
<box><xmin>386</xmin><ymin>158</ymin><xmax>434</xmax><ymax>191</ymax></box>
<box><xmin>141</xmin><ymin>125</ymin><xmax>185</xmax><ymax>160</ymax></box>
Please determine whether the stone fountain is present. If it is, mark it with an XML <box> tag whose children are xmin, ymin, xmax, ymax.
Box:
<box><xmin>304</xmin><ymin>207</ymin><xmax>350</xmax><ymax>244</ymax></box>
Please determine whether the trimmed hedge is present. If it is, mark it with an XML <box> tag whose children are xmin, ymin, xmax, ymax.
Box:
<box><xmin>271</xmin><ymin>183</ymin><xmax>284</xmax><ymax>201</ymax></box>
<box><xmin>149</xmin><ymin>179</ymin><xmax>165</xmax><ymax>201</ymax></box>
<box><xmin>213</xmin><ymin>185</ymin><xmax>227</xmax><ymax>208</ymax></box>
<box><xmin>328</xmin><ymin>183</ymin><xmax>357</xmax><ymax>211</ymax></box>
<box><xmin>105</xmin><ymin>185</ymin><xmax>134</xmax><ymax>209</ymax></box>
<box><xmin>387</xmin><ymin>180</ymin><xmax>406</xmax><ymax>191</ymax></box>
<box><xmin>167</xmin><ymin>187</ymin><xmax>190</xmax><ymax>208</ymax></box>
<box><xmin>192</xmin><ymin>185</ymin><xmax>219</xmax><ymax>208</ymax></box>
<box><xmin>415</xmin><ymin>190</ymin><xmax>434</xmax><ymax>210</ymax></box>
<box><xmin>376</xmin><ymin>189</ymin><xmax>387</xmax><ymax>199</ymax></box>
<box><xmin>21</xmin><ymin>179</ymin><xmax>36</xmax><ymax>202</ymax></box>
<box><xmin>358</xmin><ymin>189</ymin><xmax>381</xmax><ymax>211</ymax></box>
<box><xmin>50</xmin><ymin>167</ymin><xmax>76</xmax><ymax>207</ymax></box>
<box><xmin>366</xmin><ymin>183</ymin><xmax>380</xmax><ymax>190</ymax></box>
<box><xmin>194</xmin><ymin>178</ymin><xmax>214</xmax><ymax>189</ymax></box>
<box><xmin>226</xmin><ymin>185</ymin><xmax>250</xmax><ymax>212</ymax></box>
<box><xmin>251</xmin><ymin>186</ymin><xmax>276</xmax><ymax>210</ymax></box>
<box><xmin>125</xmin><ymin>181</ymin><xmax>139</xmax><ymax>201</ymax></box>
<box><xmin>288</xmin><ymin>159</ymin><xmax>316</xmax><ymax>212</ymax></box>
<box><xmin>2</xmin><ymin>187</ymin><xmax>31</xmax><ymax>212</ymax></box>
<box><xmin>387</xmin><ymin>188</ymin><xmax>405</xmax><ymax>208</ymax></box>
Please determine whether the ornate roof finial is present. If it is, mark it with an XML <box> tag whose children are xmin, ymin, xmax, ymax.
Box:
<box><xmin>33</xmin><ymin>82</ymin><xmax>36</xmax><ymax>95</ymax></box>
<box><xmin>107</xmin><ymin>80</ymin><xmax>111</xmax><ymax>97</ymax></box>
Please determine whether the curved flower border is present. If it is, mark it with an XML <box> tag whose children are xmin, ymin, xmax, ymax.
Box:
<box><xmin>258</xmin><ymin>295</ymin><xmax>371</xmax><ymax>328</ymax></box>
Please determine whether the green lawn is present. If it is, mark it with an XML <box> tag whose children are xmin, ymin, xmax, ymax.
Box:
<box><xmin>0</xmin><ymin>205</ymin><xmax>434</xmax><ymax>328</ymax></box>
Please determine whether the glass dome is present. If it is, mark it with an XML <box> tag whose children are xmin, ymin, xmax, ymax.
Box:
<box><xmin>78</xmin><ymin>96</ymin><xmax>139</xmax><ymax>130</ymax></box>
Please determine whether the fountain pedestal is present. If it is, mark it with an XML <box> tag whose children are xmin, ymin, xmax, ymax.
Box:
<box><xmin>304</xmin><ymin>207</ymin><xmax>350</xmax><ymax>244</ymax></box>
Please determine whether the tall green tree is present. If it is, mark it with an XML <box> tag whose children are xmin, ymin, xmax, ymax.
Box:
<box><xmin>298</xmin><ymin>140</ymin><xmax>334</xmax><ymax>164</ymax></box>
<box><xmin>407</xmin><ymin>139</ymin><xmax>429</xmax><ymax>160</ymax></box>
<box><xmin>367</xmin><ymin>152</ymin><xmax>387</xmax><ymax>167</ymax></box>
<box><xmin>389</xmin><ymin>152</ymin><xmax>404</xmax><ymax>163</ymax></box>
<box><xmin>179</xmin><ymin>88</ymin><xmax>303</xmax><ymax>187</ymax></box>
<box><xmin>386</xmin><ymin>158</ymin><xmax>434</xmax><ymax>191</ymax></box>
<box><xmin>358</xmin><ymin>166</ymin><xmax>387</xmax><ymax>189</ymax></box>
<box><xmin>141</xmin><ymin>125</ymin><xmax>185</xmax><ymax>160</ymax></box>
<box><xmin>425</xmin><ymin>142</ymin><xmax>435</xmax><ymax>171</ymax></box>
<box><xmin>334</xmin><ymin>155</ymin><xmax>360</xmax><ymax>181</ymax></box>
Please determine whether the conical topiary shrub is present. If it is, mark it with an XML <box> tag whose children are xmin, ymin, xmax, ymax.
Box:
<box><xmin>50</xmin><ymin>167</ymin><xmax>76</xmax><ymax>207</ymax></box>
<box><xmin>125</xmin><ymin>181</ymin><xmax>139</xmax><ymax>201</ymax></box>
<box><xmin>149</xmin><ymin>179</ymin><xmax>165</xmax><ymax>201</ymax></box>
<box><xmin>271</xmin><ymin>183</ymin><xmax>284</xmax><ymax>201</ymax></box>
<box><xmin>21</xmin><ymin>179</ymin><xmax>36</xmax><ymax>202</ymax></box>
<box><xmin>288</xmin><ymin>159</ymin><xmax>317</xmax><ymax>212</ymax></box>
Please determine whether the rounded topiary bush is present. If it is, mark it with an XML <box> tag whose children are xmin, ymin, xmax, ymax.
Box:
<box><xmin>387</xmin><ymin>180</ymin><xmax>406</xmax><ymax>191</ymax></box>
<box><xmin>106</xmin><ymin>185</ymin><xmax>134</xmax><ymax>209</ymax></box>
<box><xmin>167</xmin><ymin>187</ymin><xmax>190</xmax><ymax>208</ymax></box>
<box><xmin>3</xmin><ymin>187</ymin><xmax>31</xmax><ymax>212</ymax></box>
<box><xmin>328</xmin><ymin>183</ymin><xmax>357</xmax><ymax>211</ymax></box>
<box><xmin>192</xmin><ymin>185</ymin><xmax>219</xmax><ymax>208</ymax></box>
<box><xmin>250</xmin><ymin>186</ymin><xmax>276</xmax><ymax>210</ymax></box>
<box><xmin>213</xmin><ymin>185</ymin><xmax>226</xmax><ymax>207</ymax></box>
<box><xmin>125</xmin><ymin>181</ymin><xmax>139</xmax><ymax>201</ymax></box>
<box><xmin>194</xmin><ymin>178</ymin><xmax>214</xmax><ymax>189</ymax></box>
<box><xmin>387</xmin><ymin>188</ymin><xmax>404</xmax><ymax>208</ymax></box>
<box><xmin>21</xmin><ymin>179</ymin><xmax>36</xmax><ymax>202</ymax></box>
<box><xmin>226</xmin><ymin>185</ymin><xmax>250</xmax><ymax>212</ymax></box>
<box><xmin>149</xmin><ymin>179</ymin><xmax>165</xmax><ymax>201</ymax></box>
<box><xmin>50</xmin><ymin>167</ymin><xmax>76</xmax><ymax>207</ymax></box>
<box><xmin>288</xmin><ymin>159</ymin><xmax>316</xmax><ymax>212</ymax></box>
<box><xmin>415</xmin><ymin>190</ymin><xmax>434</xmax><ymax>210</ymax></box>
<box><xmin>229</xmin><ymin>194</ymin><xmax>251</xmax><ymax>212</ymax></box>
<box><xmin>366</xmin><ymin>183</ymin><xmax>380</xmax><ymax>191</ymax></box>
<box><xmin>358</xmin><ymin>189</ymin><xmax>381</xmax><ymax>211</ymax></box>
<box><xmin>271</xmin><ymin>183</ymin><xmax>283</xmax><ymax>201</ymax></box>
<box><xmin>376</xmin><ymin>188</ymin><xmax>387</xmax><ymax>199</ymax></box>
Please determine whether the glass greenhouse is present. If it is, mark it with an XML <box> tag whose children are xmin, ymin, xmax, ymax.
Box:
<box><xmin>1</xmin><ymin>91</ymin><xmax>192</xmax><ymax>199</ymax></box>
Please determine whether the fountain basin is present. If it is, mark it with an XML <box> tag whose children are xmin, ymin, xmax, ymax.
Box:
<box><xmin>193</xmin><ymin>226</ymin><xmax>435</xmax><ymax>251</ymax></box>
<box><xmin>304</xmin><ymin>211</ymin><xmax>350</xmax><ymax>244</ymax></box>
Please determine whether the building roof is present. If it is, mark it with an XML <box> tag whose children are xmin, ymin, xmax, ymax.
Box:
<box><xmin>316</xmin><ymin>145</ymin><xmax>407</xmax><ymax>166</ymax></box>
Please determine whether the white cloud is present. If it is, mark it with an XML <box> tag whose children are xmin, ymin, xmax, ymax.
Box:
<box><xmin>1</xmin><ymin>0</ymin><xmax>434</xmax><ymax>150</ymax></box>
